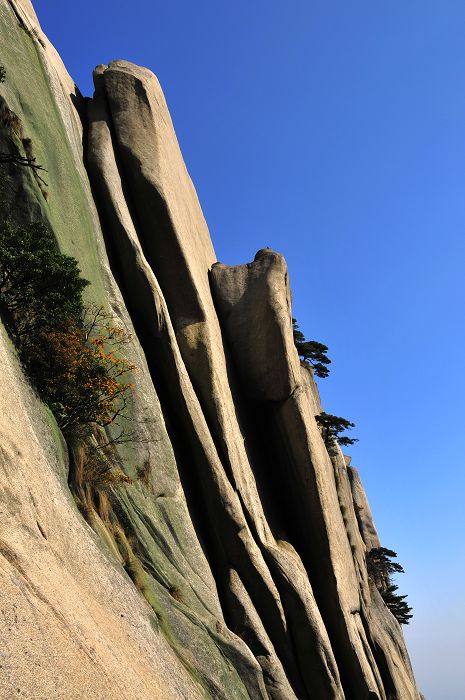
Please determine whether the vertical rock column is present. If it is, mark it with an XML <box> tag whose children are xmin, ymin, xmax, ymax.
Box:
<box><xmin>211</xmin><ymin>249</ymin><xmax>421</xmax><ymax>700</ymax></box>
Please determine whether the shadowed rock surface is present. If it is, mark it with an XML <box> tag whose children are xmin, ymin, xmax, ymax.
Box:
<box><xmin>0</xmin><ymin>1</ymin><xmax>421</xmax><ymax>698</ymax></box>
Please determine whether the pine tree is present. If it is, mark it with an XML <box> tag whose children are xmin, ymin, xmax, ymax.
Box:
<box><xmin>382</xmin><ymin>584</ymin><xmax>413</xmax><ymax>625</ymax></box>
<box><xmin>316</xmin><ymin>411</ymin><xmax>358</xmax><ymax>451</ymax></box>
<box><xmin>366</xmin><ymin>547</ymin><xmax>405</xmax><ymax>580</ymax></box>
<box><xmin>292</xmin><ymin>318</ymin><xmax>331</xmax><ymax>378</ymax></box>
<box><xmin>366</xmin><ymin>547</ymin><xmax>413</xmax><ymax>625</ymax></box>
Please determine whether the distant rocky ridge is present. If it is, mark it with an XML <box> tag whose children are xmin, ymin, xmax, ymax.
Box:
<box><xmin>0</xmin><ymin>1</ymin><xmax>421</xmax><ymax>698</ymax></box>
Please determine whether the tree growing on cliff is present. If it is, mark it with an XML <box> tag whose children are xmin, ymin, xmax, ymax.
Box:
<box><xmin>316</xmin><ymin>411</ymin><xmax>358</xmax><ymax>452</ymax></box>
<box><xmin>381</xmin><ymin>584</ymin><xmax>413</xmax><ymax>625</ymax></box>
<box><xmin>0</xmin><ymin>220</ymin><xmax>88</xmax><ymax>343</ymax></box>
<box><xmin>367</xmin><ymin>547</ymin><xmax>413</xmax><ymax>625</ymax></box>
<box><xmin>29</xmin><ymin>308</ymin><xmax>136</xmax><ymax>433</ymax></box>
<box><xmin>292</xmin><ymin>318</ymin><xmax>331</xmax><ymax>378</ymax></box>
<box><xmin>366</xmin><ymin>547</ymin><xmax>404</xmax><ymax>581</ymax></box>
<box><xmin>0</xmin><ymin>220</ymin><xmax>136</xmax><ymax>435</ymax></box>
<box><xmin>0</xmin><ymin>220</ymin><xmax>85</xmax><ymax>326</ymax></box>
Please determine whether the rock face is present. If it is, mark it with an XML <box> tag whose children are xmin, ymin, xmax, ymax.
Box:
<box><xmin>0</xmin><ymin>2</ymin><xmax>421</xmax><ymax>698</ymax></box>
<box><xmin>348</xmin><ymin>466</ymin><xmax>382</xmax><ymax>552</ymax></box>
<box><xmin>211</xmin><ymin>249</ymin><xmax>301</xmax><ymax>401</ymax></box>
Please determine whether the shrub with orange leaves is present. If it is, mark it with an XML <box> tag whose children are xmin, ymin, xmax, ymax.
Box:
<box><xmin>28</xmin><ymin>306</ymin><xmax>136</xmax><ymax>433</ymax></box>
<box><xmin>0</xmin><ymin>218</ymin><xmax>137</xmax><ymax>440</ymax></box>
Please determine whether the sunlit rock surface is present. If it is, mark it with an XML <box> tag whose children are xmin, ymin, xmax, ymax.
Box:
<box><xmin>0</xmin><ymin>2</ymin><xmax>421</xmax><ymax>697</ymax></box>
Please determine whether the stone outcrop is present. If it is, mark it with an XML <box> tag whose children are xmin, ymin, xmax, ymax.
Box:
<box><xmin>211</xmin><ymin>249</ymin><xmax>301</xmax><ymax>401</ymax></box>
<box><xmin>0</xmin><ymin>1</ymin><xmax>421</xmax><ymax>698</ymax></box>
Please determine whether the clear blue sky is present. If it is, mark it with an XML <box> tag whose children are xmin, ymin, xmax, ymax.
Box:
<box><xmin>34</xmin><ymin>2</ymin><xmax>465</xmax><ymax>697</ymax></box>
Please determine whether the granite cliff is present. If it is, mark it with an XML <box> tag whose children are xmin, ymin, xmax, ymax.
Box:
<box><xmin>0</xmin><ymin>1</ymin><xmax>420</xmax><ymax>698</ymax></box>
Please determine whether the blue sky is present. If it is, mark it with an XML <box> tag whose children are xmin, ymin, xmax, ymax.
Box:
<box><xmin>34</xmin><ymin>2</ymin><xmax>465</xmax><ymax>697</ymax></box>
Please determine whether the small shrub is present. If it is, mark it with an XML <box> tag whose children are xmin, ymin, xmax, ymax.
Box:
<box><xmin>30</xmin><ymin>309</ymin><xmax>136</xmax><ymax>432</ymax></box>
<box><xmin>85</xmin><ymin>444</ymin><xmax>133</xmax><ymax>488</ymax></box>
<box><xmin>381</xmin><ymin>584</ymin><xmax>413</xmax><ymax>626</ymax></box>
<box><xmin>168</xmin><ymin>585</ymin><xmax>183</xmax><ymax>602</ymax></box>
<box><xmin>71</xmin><ymin>433</ymin><xmax>132</xmax><ymax>493</ymax></box>
<box><xmin>0</xmin><ymin>97</ymin><xmax>23</xmax><ymax>137</ymax></box>
<box><xmin>366</xmin><ymin>547</ymin><xmax>404</xmax><ymax>581</ymax></box>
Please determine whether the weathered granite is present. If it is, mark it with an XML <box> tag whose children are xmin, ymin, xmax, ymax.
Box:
<box><xmin>366</xmin><ymin>585</ymin><xmax>421</xmax><ymax>700</ymax></box>
<box><xmin>0</xmin><ymin>4</ymin><xmax>266</xmax><ymax>697</ymax></box>
<box><xmin>211</xmin><ymin>249</ymin><xmax>301</xmax><ymax>401</ymax></box>
<box><xmin>86</xmin><ymin>60</ymin><xmax>345</xmax><ymax>700</ymax></box>
<box><xmin>0</xmin><ymin>327</ymin><xmax>201</xmax><ymax>700</ymax></box>
<box><xmin>212</xmin><ymin>253</ymin><xmax>421</xmax><ymax>699</ymax></box>
<box><xmin>348</xmin><ymin>465</ymin><xmax>381</xmax><ymax>552</ymax></box>
<box><xmin>0</xmin><ymin>2</ymin><xmax>422</xmax><ymax>698</ymax></box>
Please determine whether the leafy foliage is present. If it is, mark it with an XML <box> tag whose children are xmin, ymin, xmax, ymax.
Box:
<box><xmin>0</xmin><ymin>220</ymin><xmax>136</xmax><ymax>435</ymax></box>
<box><xmin>292</xmin><ymin>318</ymin><xmax>331</xmax><ymax>378</ymax></box>
<box><xmin>28</xmin><ymin>309</ymin><xmax>136</xmax><ymax>432</ymax></box>
<box><xmin>316</xmin><ymin>411</ymin><xmax>358</xmax><ymax>452</ymax></box>
<box><xmin>367</xmin><ymin>547</ymin><xmax>413</xmax><ymax>625</ymax></box>
<box><xmin>0</xmin><ymin>65</ymin><xmax>5</xmax><ymax>83</ymax></box>
<box><xmin>0</xmin><ymin>220</ymin><xmax>88</xmax><ymax>344</ymax></box>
